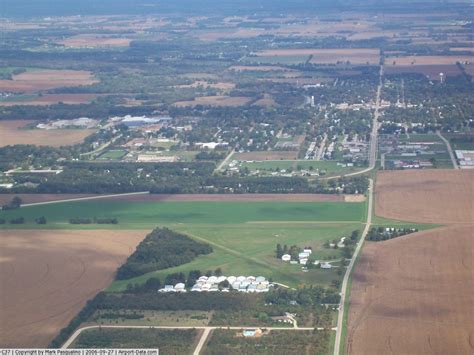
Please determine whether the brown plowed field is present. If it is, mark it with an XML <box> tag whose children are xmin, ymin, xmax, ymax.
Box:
<box><xmin>0</xmin><ymin>120</ymin><xmax>95</xmax><ymax>147</ymax></box>
<box><xmin>375</xmin><ymin>170</ymin><xmax>474</xmax><ymax>224</ymax></box>
<box><xmin>234</xmin><ymin>151</ymin><xmax>299</xmax><ymax>160</ymax></box>
<box><xmin>0</xmin><ymin>194</ymin><xmax>98</xmax><ymax>205</ymax></box>
<box><xmin>106</xmin><ymin>193</ymin><xmax>346</xmax><ymax>202</ymax></box>
<box><xmin>347</xmin><ymin>170</ymin><xmax>474</xmax><ymax>355</ymax></box>
<box><xmin>0</xmin><ymin>229</ymin><xmax>146</xmax><ymax>347</ymax></box>
<box><xmin>0</xmin><ymin>193</ymin><xmax>364</xmax><ymax>205</ymax></box>
<box><xmin>0</xmin><ymin>70</ymin><xmax>97</xmax><ymax>93</ymax></box>
<box><xmin>0</xmin><ymin>94</ymin><xmax>98</xmax><ymax>106</ymax></box>
<box><xmin>347</xmin><ymin>225</ymin><xmax>473</xmax><ymax>355</ymax></box>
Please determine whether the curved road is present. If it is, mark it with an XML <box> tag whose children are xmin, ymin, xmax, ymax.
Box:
<box><xmin>333</xmin><ymin>178</ymin><xmax>374</xmax><ymax>355</ymax></box>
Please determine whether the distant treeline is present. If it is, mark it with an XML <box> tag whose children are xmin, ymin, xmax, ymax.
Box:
<box><xmin>69</xmin><ymin>217</ymin><xmax>118</xmax><ymax>224</ymax></box>
<box><xmin>116</xmin><ymin>228</ymin><xmax>213</xmax><ymax>280</ymax></box>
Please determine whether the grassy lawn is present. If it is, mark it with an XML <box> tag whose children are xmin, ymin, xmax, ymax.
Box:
<box><xmin>109</xmin><ymin>222</ymin><xmax>362</xmax><ymax>291</ymax></box>
<box><xmin>97</xmin><ymin>149</ymin><xmax>128</xmax><ymax>160</ymax></box>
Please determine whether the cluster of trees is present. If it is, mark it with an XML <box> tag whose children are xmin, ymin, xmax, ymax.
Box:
<box><xmin>97</xmin><ymin>291</ymin><xmax>252</xmax><ymax>312</ymax></box>
<box><xmin>206</xmin><ymin>329</ymin><xmax>331</xmax><ymax>355</ymax></box>
<box><xmin>275</xmin><ymin>244</ymin><xmax>302</xmax><ymax>260</ymax></box>
<box><xmin>69</xmin><ymin>217</ymin><xmax>118</xmax><ymax>224</ymax></box>
<box><xmin>116</xmin><ymin>228</ymin><xmax>213</xmax><ymax>280</ymax></box>
<box><xmin>0</xmin><ymin>216</ymin><xmax>46</xmax><ymax>225</ymax></box>
<box><xmin>1</xmin><ymin>196</ymin><xmax>22</xmax><ymax>210</ymax></box>
<box><xmin>195</xmin><ymin>151</ymin><xmax>226</xmax><ymax>161</ymax></box>
<box><xmin>367</xmin><ymin>227</ymin><xmax>418</xmax><ymax>241</ymax></box>
<box><xmin>265</xmin><ymin>286</ymin><xmax>340</xmax><ymax>306</ymax></box>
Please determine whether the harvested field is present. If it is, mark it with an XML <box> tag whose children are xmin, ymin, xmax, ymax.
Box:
<box><xmin>57</xmin><ymin>35</ymin><xmax>131</xmax><ymax>48</ymax></box>
<box><xmin>234</xmin><ymin>150</ymin><xmax>299</xmax><ymax>160</ymax></box>
<box><xmin>0</xmin><ymin>194</ymin><xmax>98</xmax><ymax>205</ymax></box>
<box><xmin>0</xmin><ymin>120</ymin><xmax>95</xmax><ymax>147</ymax></box>
<box><xmin>386</xmin><ymin>55</ymin><xmax>474</xmax><ymax>66</ymax></box>
<box><xmin>0</xmin><ymin>229</ymin><xmax>147</xmax><ymax>347</ymax></box>
<box><xmin>375</xmin><ymin>170</ymin><xmax>474</xmax><ymax>224</ymax></box>
<box><xmin>0</xmin><ymin>93</ymin><xmax>98</xmax><ymax>106</ymax></box>
<box><xmin>105</xmin><ymin>193</ymin><xmax>348</xmax><ymax>202</ymax></box>
<box><xmin>0</xmin><ymin>193</ymin><xmax>365</xmax><ymax>205</ymax></box>
<box><xmin>385</xmin><ymin>64</ymin><xmax>463</xmax><ymax>80</ymax></box>
<box><xmin>347</xmin><ymin>225</ymin><xmax>473</xmax><ymax>355</ymax></box>
<box><xmin>173</xmin><ymin>95</ymin><xmax>252</xmax><ymax>107</ymax></box>
<box><xmin>255</xmin><ymin>48</ymin><xmax>380</xmax><ymax>65</ymax></box>
<box><xmin>252</xmin><ymin>93</ymin><xmax>278</xmax><ymax>107</ymax></box>
<box><xmin>0</xmin><ymin>70</ymin><xmax>97</xmax><ymax>94</ymax></box>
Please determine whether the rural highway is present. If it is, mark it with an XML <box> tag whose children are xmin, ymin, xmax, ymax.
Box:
<box><xmin>62</xmin><ymin>324</ymin><xmax>336</xmax><ymax>351</ymax></box>
<box><xmin>213</xmin><ymin>148</ymin><xmax>235</xmax><ymax>174</ymax></box>
<box><xmin>333</xmin><ymin>178</ymin><xmax>374</xmax><ymax>355</ymax></box>
<box><xmin>436</xmin><ymin>130</ymin><xmax>459</xmax><ymax>169</ymax></box>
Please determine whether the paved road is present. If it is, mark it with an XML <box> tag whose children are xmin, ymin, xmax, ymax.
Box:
<box><xmin>333</xmin><ymin>178</ymin><xmax>374</xmax><ymax>355</ymax></box>
<box><xmin>62</xmin><ymin>324</ymin><xmax>336</xmax><ymax>350</ymax></box>
<box><xmin>21</xmin><ymin>191</ymin><xmax>150</xmax><ymax>207</ymax></box>
<box><xmin>193</xmin><ymin>327</ymin><xmax>211</xmax><ymax>355</ymax></box>
<box><xmin>213</xmin><ymin>148</ymin><xmax>235</xmax><ymax>174</ymax></box>
<box><xmin>436</xmin><ymin>130</ymin><xmax>459</xmax><ymax>169</ymax></box>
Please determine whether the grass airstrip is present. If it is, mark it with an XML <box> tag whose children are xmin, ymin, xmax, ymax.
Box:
<box><xmin>1</xmin><ymin>199</ymin><xmax>367</xmax><ymax>289</ymax></box>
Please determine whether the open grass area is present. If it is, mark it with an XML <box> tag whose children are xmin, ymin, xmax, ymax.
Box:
<box><xmin>109</xmin><ymin>222</ymin><xmax>362</xmax><ymax>291</ymax></box>
<box><xmin>97</xmin><ymin>149</ymin><xmax>128</xmax><ymax>160</ymax></box>
<box><xmin>0</xmin><ymin>199</ymin><xmax>366</xmax><ymax>289</ymax></box>
<box><xmin>0</xmin><ymin>200</ymin><xmax>366</xmax><ymax>229</ymax></box>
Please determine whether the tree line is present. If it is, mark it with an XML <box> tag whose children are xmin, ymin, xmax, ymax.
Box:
<box><xmin>116</xmin><ymin>228</ymin><xmax>213</xmax><ymax>280</ymax></box>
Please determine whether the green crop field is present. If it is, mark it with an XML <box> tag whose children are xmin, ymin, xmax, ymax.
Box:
<box><xmin>0</xmin><ymin>200</ymin><xmax>366</xmax><ymax>229</ymax></box>
<box><xmin>97</xmin><ymin>149</ymin><xmax>128</xmax><ymax>160</ymax></box>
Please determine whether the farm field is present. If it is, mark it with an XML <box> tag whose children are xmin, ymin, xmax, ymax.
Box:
<box><xmin>346</xmin><ymin>225</ymin><xmax>473</xmax><ymax>355</ymax></box>
<box><xmin>347</xmin><ymin>169</ymin><xmax>474</xmax><ymax>355</ymax></box>
<box><xmin>0</xmin><ymin>198</ymin><xmax>366</xmax><ymax>290</ymax></box>
<box><xmin>0</xmin><ymin>199</ymin><xmax>367</xmax><ymax>228</ymax></box>
<box><xmin>0</xmin><ymin>120</ymin><xmax>96</xmax><ymax>147</ymax></box>
<box><xmin>57</xmin><ymin>35</ymin><xmax>132</xmax><ymax>48</ymax></box>
<box><xmin>234</xmin><ymin>151</ymin><xmax>299</xmax><ymax>161</ymax></box>
<box><xmin>0</xmin><ymin>69</ymin><xmax>97</xmax><ymax>93</ymax></box>
<box><xmin>252</xmin><ymin>48</ymin><xmax>380</xmax><ymax>65</ymax></box>
<box><xmin>0</xmin><ymin>192</ymin><xmax>362</xmax><ymax>205</ymax></box>
<box><xmin>375</xmin><ymin>169</ymin><xmax>474</xmax><ymax>224</ymax></box>
<box><xmin>173</xmin><ymin>95</ymin><xmax>252</xmax><ymax>107</ymax></box>
<box><xmin>385</xmin><ymin>55</ymin><xmax>474</xmax><ymax>66</ymax></box>
<box><xmin>0</xmin><ymin>229</ymin><xmax>147</xmax><ymax>347</ymax></box>
<box><xmin>0</xmin><ymin>93</ymin><xmax>99</xmax><ymax>106</ymax></box>
<box><xmin>384</xmin><ymin>64</ymin><xmax>463</xmax><ymax>80</ymax></box>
